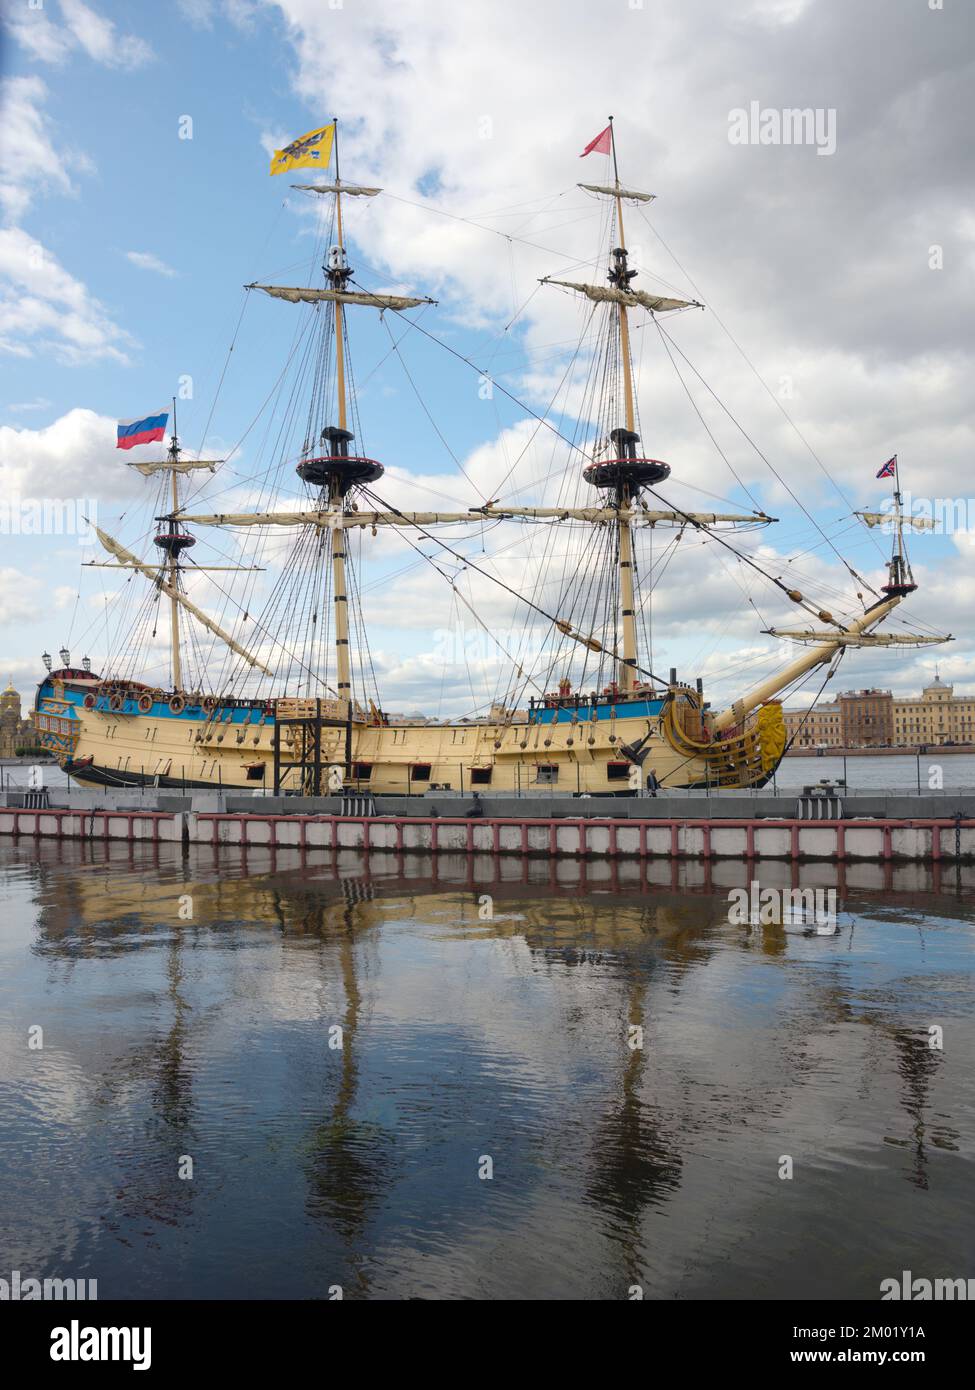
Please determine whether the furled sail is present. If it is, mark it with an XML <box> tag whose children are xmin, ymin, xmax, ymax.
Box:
<box><xmin>178</xmin><ymin>506</ymin><xmax>772</xmax><ymax>529</ymax></box>
<box><xmin>179</xmin><ymin>510</ymin><xmax>340</xmax><ymax>528</ymax></box>
<box><xmin>125</xmin><ymin>458</ymin><xmax>221</xmax><ymax>477</ymax></box>
<box><xmin>855</xmin><ymin>510</ymin><xmax>936</xmax><ymax>530</ymax></box>
<box><xmin>578</xmin><ymin>183</ymin><xmax>655</xmax><ymax>202</ymax></box>
<box><xmin>292</xmin><ymin>182</ymin><xmax>382</xmax><ymax>196</ymax></box>
<box><xmin>246</xmin><ymin>283</ymin><xmax>437</xmax><ymax>310</ymax></box>
<box><xmin>94</xmin><ymin>526</ymin><xmax>275</xmax><ymax>676</ymax></box>
<box><xmin>766</xmin><ymin>630</ymin><xmax>949</xmax><ymax>647</ymax></box>
<box><xmin>541</xmin><ymin>278</ymin><xmax>702</xmax><ymax>312</ymax></box>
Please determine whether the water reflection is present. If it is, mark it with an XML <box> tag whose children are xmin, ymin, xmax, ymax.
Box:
<box><xmin>1</xmin><ymin>838</ymin><xmax>972</xmax><ymax>1300</ymax></box>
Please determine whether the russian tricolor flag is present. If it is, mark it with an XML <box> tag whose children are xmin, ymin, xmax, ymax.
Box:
<box><xmin>117</xmin><ymin>409</ymin><xmax>168</xmax><ymax>450</ymax></box>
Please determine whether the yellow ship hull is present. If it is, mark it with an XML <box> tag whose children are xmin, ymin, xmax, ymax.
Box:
<box><xmin>34</xmin><ymin>679</ymin><xmax>786</xmax><ymax>794</ymax></box>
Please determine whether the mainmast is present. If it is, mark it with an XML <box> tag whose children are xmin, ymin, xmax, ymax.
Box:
<box><xmin>569</xmin><ymin>117</ymin><xmax>680</xmax><ymax>694</ymax></box>
<box><xmin>609</xmin><ymin>117</ymin><xmax>639</xmax><ymax>693</ymax></box>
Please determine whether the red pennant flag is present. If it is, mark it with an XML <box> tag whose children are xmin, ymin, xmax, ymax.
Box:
<box><xmin>580</xmin><ymin>125</ymin><xmax>612</xmax><ymax>157</ymax></box>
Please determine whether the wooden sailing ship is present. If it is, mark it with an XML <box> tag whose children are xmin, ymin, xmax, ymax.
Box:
<box><xmin>33</xmin><ymin>121</ymin><xmax>946</xmax><ymax>794</ymax></box>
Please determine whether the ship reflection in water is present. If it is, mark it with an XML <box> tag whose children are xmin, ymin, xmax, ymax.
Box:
<box><xmin>0</xmin><ymin>841</ymin><xmax>972</xmax><ymax>1300</ymax></box>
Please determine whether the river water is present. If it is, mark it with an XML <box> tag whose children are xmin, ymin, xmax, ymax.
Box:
<box><xmin>777</xmin><ymin>753</ymin><xmax>975</xmax><ymax>793</ymax></box>
<box><xmin>0</xmin><ymin>840</ymin><xmax>971</xmax><ymax>1300</ymax></box>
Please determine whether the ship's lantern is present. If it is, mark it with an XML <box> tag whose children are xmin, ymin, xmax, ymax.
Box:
<box><xmin>42</xmin><ymin>651</ymin><xmax>52</xmax><ymax>672</ymax></box>
<box><xmin>59</xmin><ymin>647</ymin><xmax>70</xmax><ymax>667</ymax></box>
<box><xmin>82</xmin><ymin>656</ymin><xmax>91</xmax><ymax>672</ymax></box>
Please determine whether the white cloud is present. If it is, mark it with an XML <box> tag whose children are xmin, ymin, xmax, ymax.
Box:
<box><xmin>3</xmin><ymin>0</ymin><xmax>153</xmax><ymax>69</ymax></box>
<box><xmin>177</xmin><ymin>0</ymin><xmax>216</xmax><ymax>27</ymax></box>
<box><xmin>177</xmin><ymin>0</ymin><xmax>258</xmax><ymax>30</ymax></box>
<box><xmin>0</xmin><ymin>75</ymin><xmax>81</xmax><ymax>222</ymax></box>
<box><xmin>125</xmin><ymin>250</ymin><xmax>179</xmax><ymax>278</ymax></box>
<box><xmin>0</xmin><ymin>227</ymin><xmax>134</xmax><ymax>365</ymax></box>
<box><xmin>0</xmin><ymin>406</ymin><xmax>146</xmax><ymax>500</ymax></box>
<box><xmin>1</xmin><ymin>2</ymin><xmax>74</xmax><ymax>64</ymax></box>
<box><xmin>58</xmin><ymin>0</ymin><xmax>154</xmax><ymax>69</ymax></box>
<box><xmin>0</xmin><ymin>566</ymin><xmax>46</xmax><ymax>627</ymax></box>
<box><xmin>0</xmin><ymin>76</ymin><xmax>128</xmax><ymax>366</ymax></box>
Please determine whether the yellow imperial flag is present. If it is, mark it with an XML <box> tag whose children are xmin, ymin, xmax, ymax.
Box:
<box><xmin>269</xmin><ymin>122</ymin><xmax>335</xmax><ymax>176</ymax></box>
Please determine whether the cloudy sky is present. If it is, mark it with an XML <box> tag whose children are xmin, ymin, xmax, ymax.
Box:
<box><xmin>0</xmin><ymin>0</ymin><xmax>972</xmax><ymax>716</ymax></box>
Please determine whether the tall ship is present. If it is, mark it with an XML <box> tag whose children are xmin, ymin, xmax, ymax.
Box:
<box><xmin>33</xmin><ymin>121</ymin><xmax>946</xmax><ymax>794</ymax></box>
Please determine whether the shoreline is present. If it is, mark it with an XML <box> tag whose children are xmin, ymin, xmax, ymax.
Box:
<box><xmin>784</xmin><ymin>745</ymin><xmax>975</xmax><ymax>758</ymax></box>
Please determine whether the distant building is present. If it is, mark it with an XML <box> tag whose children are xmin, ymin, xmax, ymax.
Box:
<box><xmin>839</xmin><ymin>689</ymin><xmax>893</xmax><ymax>748</ymax></box>
<box><xmin>893</xmin><ymin>676</ymin><xmax>975</xmax><ymax>746</ymax></box>
<box><xmin>0</xmin><ymin>680</ymin><xmax>33</xmax><ymax>757</ymax></box>
<box><xmin>783</xmin><ymin>675</ymin><xmax>975</xmax><ymax>749</ymax></box>
<box><xmin>782</xmin><ymin>699</ymin><xmax>843</xmax><ymax>749</ymax></box>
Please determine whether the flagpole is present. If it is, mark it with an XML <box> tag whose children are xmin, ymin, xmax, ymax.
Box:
<box><xmin>609</xmin><ymin>114</ymin><xmax>620</xmax><ymax>189</ymax></box>
<box><xmin>332</xmin><ymin>117</ymin><xmax>347</xmax><ymax>434</ymax></box>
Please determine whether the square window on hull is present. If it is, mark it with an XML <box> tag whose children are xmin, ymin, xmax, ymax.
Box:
<box><xmin>410</xmin><ymin>764</ymin><xmax>432</xmax><ymax>782</ymax></box>
<box><xmin>470</xmin><ymin>767</ymin><xmax>492</xmax><ymax>785</ymax></box>
<box><xmin>535</xmin><ymin>764</ymin><xmax>558</xmax><ymax>784</ymax></box>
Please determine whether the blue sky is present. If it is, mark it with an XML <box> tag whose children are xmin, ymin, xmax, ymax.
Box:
<box><xmin>1</xmin><ymin>0</ymin><xmax>972</xmax><ymax>715</ymax></box>
<box><xmin>1</xmin><ymin>4</ymin><xmax>496</xmax><ymax>462</ymax></box>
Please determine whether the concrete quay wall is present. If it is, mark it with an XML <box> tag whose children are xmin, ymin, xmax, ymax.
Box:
<box><xmin>1</xmin><ymin>802</ymin><xmax>974</xmax><ymax>862</ymax></box>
